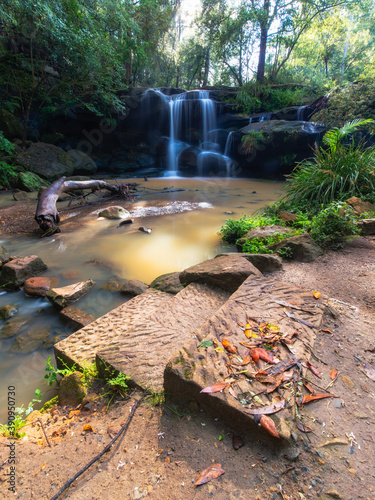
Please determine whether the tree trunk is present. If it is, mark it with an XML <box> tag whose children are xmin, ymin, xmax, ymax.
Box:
<box><xmin>256</xmin><ymin>0</ymin><xmax>270</xmax><ymax>83</ymax></box>
<box><xmin>35</xmin><ymin>177</ymin><xmax>133</xmax><ymax>234</ymax></box>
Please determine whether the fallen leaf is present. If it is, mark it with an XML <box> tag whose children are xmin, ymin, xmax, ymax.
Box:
<box><xmin>260</xmin><ymin>358</ymin><xmax>296</xmax><ymax>376</ymax></box>
<box><xmin>251</xmin><ymin>348</ymin><xmax>279</xmax><ymax>364</ymax></box>
<box><xmin>232</xmin><ymin>434</ymin><xmax>244</xmax><ymax>450</ymax></box>
<box><xmin>259</xmin><ymin>415</ymin><xmax>280</xmax><ymax>438</ymax></box>
<box><xmin>313</xmin><ymin>291</ymin><xmax>321</xmax><ymax>299</ymax></box>
<box><xmin>303</xmin><ymin>380</ymin><xmax>316</xmax><ymax>395</ymax></box>
<box><xmin>251</xmin><ymin>350</ymin><xmax>260</xmax><ymax>363</ymax></box>
<box><xmin>244</xmin><ymin>399</ymin><xmax>285</xmax><ymax>415</ymax></box>
<box><xmin>297</xmin><ymin>422</ymin><xmax>312</xmax><ymax>433</ymax></box>
<box><xmin>83</xmin><ymin>424</ymin><xmax>94</xmax><ymax>432</ymax></box>
<box><xmin>300</xmin><ymin>394</ymin><xmax>337</xmax><ymax>405</ymax></box>
<box><xmin>68</xmin><ymin>410</ymin><xmax>81</xmax><ymax>419</ymax></box>
<box><xmin>194</xmin><ymin>463</ymin><xmax>225</xmax><ymax>486</ymax></box>
<box><xmin>306</xmin><ymin>361</ymin><xmax>322</xmax><ymax>379</ymax></box>
<box><xmin>266</xmin><ymin>375</ymin><xmax>284</xmax><ymax>394</ymax></box>
<box><xmin>241</xmin><ymin>355</ymin><xmax>252</xmax><ymax>366</ymax></box>
<box><xmin>319</xmin><ymin>438</ymin><xmax>348</xmax><ymax>447</ymax></box>
<box><xmin>363</xmin><ymin>363</ymin><xmax>375</xmax><ymax>381</ymax></box>
<box><xmin>228</xmin><ymin>387</ymin><xmax>238</xmax><ymax>400</ymax></box>
<box><xmin>198</xmin><ymin>340</ymin><xmax>213</xmax><ymax>349</ymax></box>
<box><xmin>222</xmin><ymin>338</ymin><xmax>237</xmax><ymax>354</ymax></box>
<box><xmin>330</xmin><ymin>369</ymin><xmax>338</xmax><ymax>380</ymax></box>
<box><xmin>215</xmin><ymin>347</ymin><xmax>224</xmax><ymax>353</ymax></box>
<box><xmin>244</xmin><ymin>323</ymin><xmax>252</xmax><ymax>338</ymax></box>
<box><xmin>321</xmin><ymin>328</ymin><xmax>334</xmax><ymax>335</ymax></box>
<box><xmin>200</xmin><ymin>382</ymin><xmax>229</xmax><ymax>394</ymax></box>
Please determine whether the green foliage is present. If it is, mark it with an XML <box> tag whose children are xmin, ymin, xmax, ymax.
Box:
<box><xmin>44</xmin><ymin>356</ymin><xmax>97</xmax><ymax>387</ymax></box>
<box><xmin>0</xmin><ymin>390</ymin><xmax>42</xmax><ymax>439</ymax></box>
<box><xmin>218</xmin><ymin>215</ymin><xmax>281</xmax><ymax>244</ymax></box>
<box><xmin>240</xmin><ymin>229</ymin><xmax>303</xmax><ymax>254</ymax></box>
<box><xmin>106</xmin><ymin>372</ymin><xmax>130</xmax><ymax>397</ymax></box>
<box><xmin>0</xmin><ymin>131</ymin><xmax>15</xmax><ymax>158</ymax></box>
<box><xmin>241</xmin><ymin>130</ymin><xmax>266</xmax><ymax>154</ymax></box>
<box><xmin>284</xmin><ymin>119</ymin><xmax>375</xmax><ymax>208</ymax></box>
<box><xmin>309</xmin><ymin>202</ymin><xmax>360</xmax><ymax>249</ymax></box>
<box><xmin>277</xmin><ymin>246</ymin><xmax>294</xmax><ymax>260</ymax></box>
<box><xmin>0</xmin><ymin>161</ymin><xmax>18</xmax><ymax>188</ymax></box>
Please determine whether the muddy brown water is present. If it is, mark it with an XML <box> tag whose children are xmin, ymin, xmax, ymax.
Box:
<box><xmin>0</xmin><ymin>177</ymin><xmax>284</xmax><ymax>422</ymax></box>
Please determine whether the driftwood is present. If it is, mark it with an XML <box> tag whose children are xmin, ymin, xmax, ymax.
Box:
<box><xmin>35</xmin><ymin>176</ymin><xmax>133</xmax><ymax>233</ymax></box>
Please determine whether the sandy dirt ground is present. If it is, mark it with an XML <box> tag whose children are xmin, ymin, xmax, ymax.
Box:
<box><xmin>0</xmin><ymin>197</ymin><xmax>374</xmax><ymax>500</ymax></box>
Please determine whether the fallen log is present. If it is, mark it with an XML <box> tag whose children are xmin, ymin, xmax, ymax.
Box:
<box><xmin>35</xmin><ymin>176</ymin><xmax>133</xmax><ymax>233</ymax></box>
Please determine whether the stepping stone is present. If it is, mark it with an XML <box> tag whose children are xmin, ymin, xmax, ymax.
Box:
<box><xmin>164</xmin><ymin>276</ymin><xmax>326</xmax><ymax>440</ymax></box>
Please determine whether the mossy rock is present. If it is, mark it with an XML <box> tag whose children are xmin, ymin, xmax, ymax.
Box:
<box><xmin>58</xmin><ymin>371</ymin><xmax>87</xmax><ymax>406</ymax></box>
<box><xmin>17</xmin><ymin>171</ymin><xmax>48</xmax><ymax>192</ymax></box>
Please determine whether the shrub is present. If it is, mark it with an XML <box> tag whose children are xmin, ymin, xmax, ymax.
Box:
<box><xmin>218</xmin><ymin>215</ymin><xmax>281</xmax><ymax>244</ymax></box>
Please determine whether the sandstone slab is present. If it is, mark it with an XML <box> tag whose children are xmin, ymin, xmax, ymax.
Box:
<box><xmin>164</xmin><ymin>277</ymin><xmax>326</xmax><ymax>440</ymax></box>
<box><xmin>179</xmin><ymin>255</ymin><xmax>262</xmax><ymax>292</ymax></box>
<box><xmin>0</xmin><ymin>255</ymin><xmax>48</xmax><ymax>289</ymax></box>
<box><xmin>46</xmin><ymin>279</ymin><xmax>95</xmax><ymax>309</ymax></box>
<box><xmin>59</xmin><ymin>306</ymin><xmax>96</xmax><ymax>330</ymax></box>
<box><xmin>216</xmin><ymin>253</ymin><xmax>282</xmax><ymax>273</ymax></box>
<box><xmin>346</xmin><ymin>197</ymin><xmax>375</xmax><ymax>214</ymax></box>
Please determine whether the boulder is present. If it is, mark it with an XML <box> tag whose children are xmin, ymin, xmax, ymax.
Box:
<box><xmin>10</xmin><ymin>327</ymin><xmax>50</xmax><ymax>354</ymax></box>
<box><xmin>357</xmin><ymin>219</ymin><xmax>375</xmax><ymax>236</ymax></box>
<box><xmin>179</xmin><ymin>255</ymin><xmax>262</xmax><ymax>293</ymax></box>
<box><xmin>150</xmin><ymin>272</ymin><xmax>184</xmax><ymax>294</ymax></box>
<box><xmin>58</xmin><ymin>372</ymin><xmax>87</xmax><ymax>406</ymax></box>
<box><xmin>101</xmin><ymin>280</ymin><xmax>125</xmax><ymax>293</ymax></box>
<box><xmin>0</xmin><ymin>305</ymin><xmax>18</xmax><ymax>320</ymax></box>
<box><xmin>0</xmin><ymin>246</ymin><xmax>10</xmax><ymax>266</ymax></box>
<box><xmin>16</xmin><ymin>142</ymin><xmax>74</xmax><ymax>181</ymax></box>
<box><xmin>0</xmin><ymin>317</ymin><xmax>29</xmax><ymax>339</ymax></box>
<box><xmin>236</xmin><ymin>225</ymin><xmax>293</xmax><ymax>250</ymax></box>
<box><xmin>98</xmin><ymin>206</ymin><xmax>130</xmax><ymax>219</ymax></box>
<box><xmin>120</xmin><ymin>279</ymin><xmax>148</xmax><ymax>296</ymax></box>
<box><xmin>278</xmin><ymin>211</ymin><xmax>298</xmax><ymax>223</ymax></box>
<box><xmin>0</xmin><ymin>109</ymin><xmax>22</xmax><ymax>139</ymax></box>
<box><xmin>59</xmin><ymin>306</ymin><xmax>96</xmax><ymax>330</ymax></box>
<box><xmin>46</xmin><ymin>279</ymin><xmax>96</xmax><ymax>309</ymax></box>
<box><xmin>67</xmin><ymin>149</ymin><xmax>97</xmax><ymax>174</ymax></box>
<box><xmin>216</xmin><ymin>253</ymin><xmax>283</xmax><ymax>273</ymax></box>
<box><xmin>346</xmin><ymin>197</ymin><xmax>375</xmax><ymax>215</ymax></box>
<box><xmin>269</xmin><ymin>233</ymin><xmax>323</xmax><ymax>262</ymax></box>
<box><xmin>23</xmin><ymin>277</ymin><xmax>59</xmax><ymax>297</ymax></box>
<box><xmin>0</xmin><ymin>255</ymin><xmax>48</xmax><ymax>289</ymax></box>
<box><xmin>13</xmin><ymin>190</ymin><xmax>29</xmax><ymax>201</ymax></box>
<box><xmin>17</xmin><ymin>171</ymin><xmax>48</xmax><ymax>192</ymax></box>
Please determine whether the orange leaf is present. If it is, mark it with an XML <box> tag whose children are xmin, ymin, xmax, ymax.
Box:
<box><xmin>321</xmin><ymin>328</ymin><xmax>334</xmax><ymax>334</ymax></box>
<box><xmin>259</xmin><ymin>415</ymin><xmax>280</xmax><ymax>438</ymax></box>
<box><xmin>194</xmin><ymin>463</ymin><xmax>225</xmax><ymax>486</ymax></box>
<box><xmin>306</xmin><ymin>361</ymin><xmax>322</xmax><ymax>379</ymax></box>
<box><xmin>301</xmin><ymin>394</ymin><xmax>337</xmax><ymax>405</ymax></box>
<box><xmin>252</xmin><ymin>348</ymin><xmax>278</xmax><ymax>364</ymax></box>
<box><xmin>83</xmin><ymin>424</ymin><xmax>94</xmax><ymax>432</ymax></box>
<box><xmin>303</xmin><ymin>380</ymin><xmax>316</xmax><ymax>395</ymax></box>
<box><xmin>313</xmin><ymin>291</ymin><xmax>321</xmax><ymax>299</ymax></box>
<box><xmin>222</xmin><ymin>338</ymin><xmax>237</xmax><ymax>354</ymax></box>
<box><xmin>251</xmin><ymin>350</ymin><xmax>260</xmax><ymax>363</ymax></box>
<box><xmin>241</xmin><ymin>355</ymin><xmax>252</xmax><ymax>366</ymax></box>
<box><xmin>200</xmin><ymin>382</ymin><xmax>228</xmax><ymax>394</ymax></box>
<box><xmin>330</xmin><ymin>369</ymin><xmax>338</xmax><ymax>380</ymax></box>
<box><xmin>244</xmin><ymin>323</ymin><xmax>252</xmax><ymax>338</ymax></box>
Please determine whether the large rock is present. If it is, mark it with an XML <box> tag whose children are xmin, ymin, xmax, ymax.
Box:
<box><xmin>179</xmin><ymin>255</ymin><xmax>262</xmax><ymax>292</ymax></box>
<box><xmin>216</xmin><ymin>253</ymin><xmax>283</xmax><ymax>273</ymax></box>
<box><xmin>16</xmin><ymin>142</ymin><xmax>74</xmax><ymax>181</ymax></box>
<box><xmin>150</xmin><ymin>272</ymin><xmax>184</xmax><ymax>294</ymax></box>
<box><xmin>120</xmin><ymin>279</ymin><xmax>148</xmax><ymax>296</ymax></box>
<box><xmin>98</xmin><ymin>206</ymin><xmax>130</xmax><ymax>219</ymax></box>
<box><xmin>67</xmin><ymin>149</ymin><xmax>97</xmax><ymax>174</ymax></box>
<box><xmin>23</xmin><ymin>276</ymin><xmax>59</xmax><ymax>297</ymax></box>
<box><xmin>269</xmin><ymin>233</ymin><xmax>323</xmax><ymax>262</ymax></box>
<box><xmin>10</xmin><ymin>327</ymin><xmax>50</xmax><ymax>354</ymax></box>
<box><xmin>0</xmin><ymin>109</ymin><xmax>22</xmax><ymax>139</ymax></box>
<box><xmin>346</xmin><ymin>197</ymin><xmax>375</xmax><ymax>215</ymax></box>
<box><xmin>59</xmin><ymin>306</ymin><xmax>96</xmax><ymax>330</ymax></box>
<box><xmin>236</xmin><ymin>225</ymin><xmax>294</xmax><ymax>250</ymax></box>
<box><xmin>17</xmin><ymin>171</ymin><xmax>48</xmax><ymax>192</ymax></box>
<box><xmin>0</xmin><ymin>255</ymin><xmax>48</xmax><ymax>289</ymax></box>
<box><xmin>58</xmin><ymin>372</ymin><xmax>87</xmax><ymax>406</ymax></box>
<box><xmin>46</xmin><ymin>279</ymin><xmax>95</xmax><ymax>309</ymax></box>
<box><xmin>357</xmin><ymin>219</ymin><xmax>375</xmax><ymax>236</ymax></box>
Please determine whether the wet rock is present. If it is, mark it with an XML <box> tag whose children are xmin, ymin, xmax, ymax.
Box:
<box><xmin>101</xmin><ymin>280</ymin><xmax>125</xmax><ymax>293</ymax></box>
<box><xmin>269</xmin><ymin>233</ymin><xmax>323</xmax><ymax>262</ymax></box>
<box><xmin>13</xmin><ymin>190</ymin><xmax>29</xmax><ymax>201</ymax></box>
<box><xmin>23</xmin><ymin>276</ymin><xmax>59</xmax><ymax>297</ymax></box>
<box><xmin>236</xmin><ymin>225</ymin><xmax>293</xmax><ymax>249</ymax></box>
<box><xmin>120</xmin><ymin>279</ymin><xmax>148</xmax><ymax>296</ymax></box>
<box><xmin>0</xmin><ymin>316</ymin><xmax>29</xmax><ymax>338</ymax></box>
<box><xmin>216</xmin><ymin>253</ymin><xmax>283</xmax><ymax>273</ymax></box>
<box><xmin>179</xmin><ymin>255</ymin><xmax>262</xmax><ymax>292</ymax></box>
<box><xmin>59</xmin><ymin>306</ymin><xmax>96</xmax><ymax>330</ymax></box>
<box><xmin>67</xmin><ymin>149</ymin><xmax>97</xmax><ymax>174</ymax></box>
<box><xmin>11</xmin><ymin>327</ymin><xmax>50</xmax><ymax>353</ymax></box>
<box><xmin>58</xmin><ymin>371</ymin><xmax>87</xmax><ymax>406</ymax></box>
<box><xmin>138</xmin><ymin>226</ymin><xmax>152</xmax><ymax>233</ymax></box>
<box><xmin>0</xmin><ymin>255</ymin><xmax>48</xmax><ymax>289</ymax></box>
<box><xmin>150</xmin><ymin>272</ymin><xmax>184</xmax><ymax>294</ymax></box>
<box><xmin>98</xmin><ymin>206</ymin><xmax>130</xmax><ymax>219</ymax></box>
<box><xmin>0</xmin><ymin>246</ymin><xmax>10</xmax><ymax>266</ymax></box>
<box><xmin>16</xmin><ymin>142</ymin><xmax>74</xmax><ymax>181</ymax></box>
<box><xmin>17</xmin><ymin>171</ymin><xmax>48</xmax><ymax>192</ymax></box>
<box><xmin>46</xmin><ymin>279</ymin><xmax>95</xmax><ymax>309</ymax></box>
<box><xmin>0</xmin><ymin>305</ymin><xmax>19</xmax><ymax>320</ymax></box>
<box><xmin>346</xmin><ymin>196</ymin><xmax>375</xmax><ymax>214</ymax></box>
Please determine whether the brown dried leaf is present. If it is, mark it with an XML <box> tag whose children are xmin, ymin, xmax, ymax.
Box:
<box><xmin>222</xmin><ymin>338</ymin><xmax>237</xmax><ymax>354</ymax></box>
<box><xmin>260</xmin><ymin>358</ymin><xmax>296</xmax><ymax>376</ymax></box>
<box><xmin>321</xmin><ymin>328</ymin><xmax>334</xmax><ymax>335</ymax></box>
<box><xmin>200</xmin><ymin>382</ymin><xmax>228</xmax><ymax>394</ymax></box>
<box><xmin>297</xmin><ymin>422</ymin><xmax>312</xmax><ymax>433</ymax></box>
<box><xmin>259</xmin><ymin>415</ymin><xmax>280</xmax><ymax>438</ymax></box>
<box><xmin>266</xmin><ymin>375</ymin><xmax>283</xmax><ymax>394</ymax></box>
<box><xmin>303</xmin><ymin>380</ymin><xmax>316</xmax><ymax>395</ymax></box>
<box><xmin>330</xmin><ymin>369</ymin><xmax>338</xmax><ymax>380</ymax></box>
<box><xmin>194</xmin><ymin>463</ymin><xmax>225</xmax><ymax>486</ymax></box>
<box><xmin>301</xmin><ymin>394</ymin><xmax>337</xmax><ymax>405</ymax></box>
<box><xmin>228</xmin><ymin>387</ymin><xmax>238</xmax><ymax>400</ymax></box>
<box><xmin>244</xmin><ymin>399</ymin><xmax>285</xmax><ymax>415</ymax></box>
<box><xmin>241</xmin><ymin>355</ymin><xmax>252</xmax><ymax>366</ymax></box>
<box><xmin>306</xmin><ymin>361</ymin><xmax>322</xmax><ymax>379</ymax></box>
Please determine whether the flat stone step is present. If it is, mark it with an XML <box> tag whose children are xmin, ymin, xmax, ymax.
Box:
<box><xmin>54</xmin><ymin>288</ymin><xmax>173</xmax><ymax>368</ymax></box>
<box><xmin>164</xmin><ymin>276</ymin><xmax>326</xmax><ymax>440</ymax></box>
<box><xmin>95</xmin><ymin>283</ymin><xmax>230</xmax><ymax>391</ymax></box>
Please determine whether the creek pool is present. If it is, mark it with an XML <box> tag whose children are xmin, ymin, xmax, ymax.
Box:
<box><xmin>0</xmin><ymin>177</ymin><xmax>284</xmax><ymax>422</ymax></box>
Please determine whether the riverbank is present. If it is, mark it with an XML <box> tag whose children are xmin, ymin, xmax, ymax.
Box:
<box><xmin>0</xmin><ymin>182</ymin><xmax>374</xmax><ymax>500</ymax></box>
